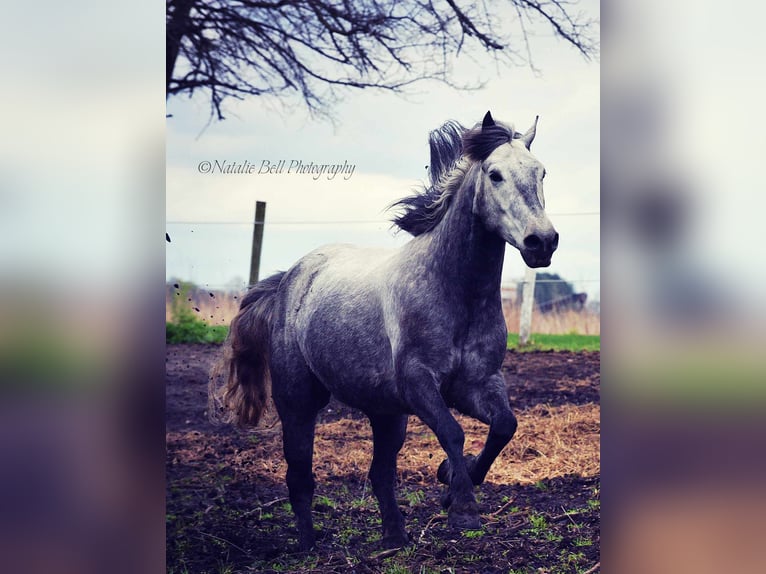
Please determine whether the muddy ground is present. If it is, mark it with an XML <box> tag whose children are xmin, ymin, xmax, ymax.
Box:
<box><xmin>167</xmin><ymin>345</ymin><xmax>600</xmax><ymax>573</ymax></box>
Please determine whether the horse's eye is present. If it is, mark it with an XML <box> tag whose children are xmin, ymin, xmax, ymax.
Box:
<box><xmin>489</xmin><ymin>171</ymin><xmax>503</xmax><ymax>183</ymax></box>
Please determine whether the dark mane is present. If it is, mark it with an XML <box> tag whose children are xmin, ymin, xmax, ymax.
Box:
<box><xmin>463</xmin><ymin>123</ymin><xmax>515</xmax><ymax>161</ymax></box>
<box><xmin>391</xmin><ymin>118</ymin><xmax>516</xmax><ymax>236</ymax></box>
<box><xmin>427</xmin><ymin>120</ymin><xmax>466</xmax><ymax>187</ymax></box>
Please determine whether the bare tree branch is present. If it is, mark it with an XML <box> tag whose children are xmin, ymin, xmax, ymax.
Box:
<box><xmin>166</xmin><ymin>0</ymin><xmax>599</xmax><ymax>120</ymax></box>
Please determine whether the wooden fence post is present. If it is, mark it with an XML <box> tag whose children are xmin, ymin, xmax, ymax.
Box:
<box><xmin>249</xmin><ymin>201</ymin><xmax>266</xmax><ymax>286</ymax></box>
<box><xmin>519</xmin><ymin>266</ymin><xmax>536</xmax><ymax>346</ymax></box>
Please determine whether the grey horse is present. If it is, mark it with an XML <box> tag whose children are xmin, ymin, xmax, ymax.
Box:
<box><xmin>210</xmin><ymin>111</ymin><xmax>558</xmax><ymax>551</ymax></box>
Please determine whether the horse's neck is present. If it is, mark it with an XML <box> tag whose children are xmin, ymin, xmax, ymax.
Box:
<box><xmin>426</xmin><ymin>173</ymin><xmax>505</xmax><ymax>300</ymax></box>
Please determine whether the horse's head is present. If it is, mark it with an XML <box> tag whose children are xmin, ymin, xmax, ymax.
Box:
<box><xmin>470</xmin><ymin>111</ymin><xmax>558</xmax><ymax>268</ymax></box>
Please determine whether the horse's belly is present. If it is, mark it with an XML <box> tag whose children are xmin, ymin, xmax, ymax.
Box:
<box><xmin>327</xmin><ymin>377</ymin><xmax>405</xmax><ymax>415</ymax></box>
<box><xmin>306</xmin><ymin>349</ymin><xmax>404</xmax><ymax>415</ymax></box>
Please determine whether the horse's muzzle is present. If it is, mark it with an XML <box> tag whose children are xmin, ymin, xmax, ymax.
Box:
<box><xmin>521</xmin><ymin>228</ymin><xmax>559</xmax><ymax>267</ymax></box>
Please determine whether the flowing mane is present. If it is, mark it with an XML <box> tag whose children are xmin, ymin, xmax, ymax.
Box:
<box><xmin>391</xmin><ymin>118</ymin><xmax>517</xmax><ymax>236</ymax></box>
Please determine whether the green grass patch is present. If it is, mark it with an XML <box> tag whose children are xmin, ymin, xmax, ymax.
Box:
<box><xmin>313</xmin><ymin>494</ymin><xmax>337</xmax><ymax>510</ymax></box>
<box><xmin>507</xmin><ymin>333</ymin><xmax>599</xmax><ymax>352</ymax></box>
<box><xmin>403</xmin><ymin>489</ymin><xmax>426</xmax><ymax>507</ymax></box>
<box><xmin>166</xmin><ymin>321</ymin><xmax>227</xmax><ymax>344</ymax></box>
<box><xmin>166</xmin><ymin>281</ymin><xmax>228</xmax><ymax>344</ymax></box>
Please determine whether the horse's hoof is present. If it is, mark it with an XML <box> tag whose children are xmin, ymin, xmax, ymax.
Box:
<box><xmin>297</xmin><ymin>529</ymin><xmax>317</xmax><ymax>551</ymax></box>
<box><xmin>448</xmin><ymin>511</ymin><xmax>481</xmax><ymax>531</ymax></box>
<box><xmin>381</xmin><ymin>531</ymin><xmax>410</xmax><ymax>549</ymax></box>
<box><xmin>297</xmin><ymin>536</ymin><xmax>315</xmax><ymax>552</ymax></box>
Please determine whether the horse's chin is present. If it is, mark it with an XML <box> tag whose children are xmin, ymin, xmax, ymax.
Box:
<box><xmin>521</xmin><ymin>251</ymin><xmax>553</xmax><ymax>268</ymax></box>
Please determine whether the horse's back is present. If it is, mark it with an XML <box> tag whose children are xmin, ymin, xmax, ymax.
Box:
<box><xmin>283</xmin><ymin>243</ymin><xmax>394</xmax><ymax>301</ymax></box>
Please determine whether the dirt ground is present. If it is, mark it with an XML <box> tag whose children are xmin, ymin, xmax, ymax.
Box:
<box><xmin>167</xmin><ymin>345</ymin><xmax>600</xmax><ymax>573</ymax></box>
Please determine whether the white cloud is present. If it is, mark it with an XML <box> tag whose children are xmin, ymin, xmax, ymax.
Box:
<box><xmin>167</xmin><ymin>166</ymin><xmax>416</xmax><ymax>223</ymax></box>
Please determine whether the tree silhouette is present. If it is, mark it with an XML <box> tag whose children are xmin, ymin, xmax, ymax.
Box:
<box><xmin>167</xmin><ymin>0</ymin><xmax>598</xmax><ymax>120</ymax></box>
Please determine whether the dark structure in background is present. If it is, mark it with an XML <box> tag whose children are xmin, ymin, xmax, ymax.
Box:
<box><xmin>538</xmin><ymin>291</ymin><xmax>588</xmax><ymax>314</ymax></box>
<box><xmin>516</xmin><ymin>272</ymin><xmax>588</xmax><ymax>314</ymax></box>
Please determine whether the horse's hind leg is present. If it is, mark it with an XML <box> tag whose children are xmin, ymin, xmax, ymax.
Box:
<box><xmin>368</xmin><ymin>414</ymin><xmax>409</xmax><ymax>548</ymax></box>
<box><xmin>280</xmin><ymin>410</ymin><xmax>319</xmax><ymax>550</ymax></box>
<box><xmin>272</xmin><ymin>368</ymin><xmax>329</xmax><ymax>551</ymax></box>
<box><xmin>438</xmin><ymin>372</ymin><xmax>517</xmax><ymax>486</ymax></box>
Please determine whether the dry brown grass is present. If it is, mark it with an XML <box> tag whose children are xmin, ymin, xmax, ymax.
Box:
<box><xmin>503</xmin><ymin>301</ymin><xmax>600</xmax><ymax>335</ymax></box>
<box><xmin>167</xmin><ymin>289</ymin><xmax>600</xmax><ymax>335</ymax></box>
<box><xmin>231</xmin><ymin>402</ymin><xmax>600</xmax><ymax>487</ymax></box>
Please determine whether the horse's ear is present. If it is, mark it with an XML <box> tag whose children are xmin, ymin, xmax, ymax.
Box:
<box><xmin>482</xmin><ymin>111</ymin><xmax>495</xmax><ymax>129</ymax></box>
<box><xmin>521</xmin><ymin>115</ymin><xmax>539</xmax><ymax>149</ymax></box>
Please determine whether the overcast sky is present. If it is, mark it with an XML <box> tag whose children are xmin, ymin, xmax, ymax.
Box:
<box><xmin>166</xmin><ymin>1</ymin><xmax>600</xmax><ymax>300</ymax></box>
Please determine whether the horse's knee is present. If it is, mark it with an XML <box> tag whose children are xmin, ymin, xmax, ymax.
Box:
<box><xmin>493</xmin><ymin>411</ymin><xmax>517</xmax><ymax>442</ymax></box>
<box><xmin>441</xmin><ymin>417</ymin><xmax>466</xmax><ymax>451</ymax></box>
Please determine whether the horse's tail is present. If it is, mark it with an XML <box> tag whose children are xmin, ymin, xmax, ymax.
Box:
<box><xmin>208</xmin><ymin>271</ymin><xmax>286</xmax><ymax>426</ymax></box>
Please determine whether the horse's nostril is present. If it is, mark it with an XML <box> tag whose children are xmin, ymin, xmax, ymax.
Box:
<box><xmin>523</xmin><ymin>234</ymin><xmax>544</xmax><ymax>251</ymax></box>
<box><xmin>552</xmin><ymin>232</ymin><xmax>559</xmax><ymax>250</ymax></box>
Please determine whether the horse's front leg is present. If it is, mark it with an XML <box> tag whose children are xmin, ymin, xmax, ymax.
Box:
<box><xmin>438</xmin><ymin>372</ymin><xmax>517</xmax><ymax>486</ymax></box>
<box><xmin>401</xmin><ymin>364</ymin><xmax>480</xmax><ymax>530</ymax></box>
